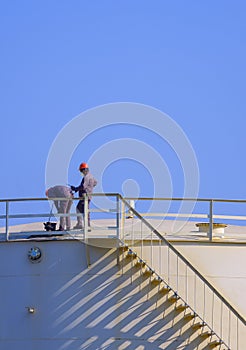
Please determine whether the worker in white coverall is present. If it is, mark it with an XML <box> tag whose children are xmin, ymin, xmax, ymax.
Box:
<box><xmin>45</xmin><ymin>185</ymin><xmax>73</xmax><ymax>231</ymax></box>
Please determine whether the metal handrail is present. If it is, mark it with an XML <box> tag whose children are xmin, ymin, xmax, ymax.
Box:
<box><xmin>124</xmin><ymin>196</ymin><xmax>246</xmax><ymax>242</ymax></box>
<box><xmin>0</xmin><ymin>194</ymin><xmax>121</xmax><ymax>239</ymax></box>
<box><xmin>120</xmin><ymin>195</ymin><xmax>246</xmax><ymax>326</ymax></box>
<box><xmin>0</xmin><ymin>193</ymin><xmax>120</xmax><ymax>202</ymax></box>
<box><xmin>125</xmin><ymin>196</ymin><xmax>246</xmax><ymax>203</ymax></box>
<box><xmin>1</xmin><ymin>194</ymin><xmax>246</xmax><ymax>238</ymax></box>
<box><xmin>134</xmin><ymin>212</ymin><xmax>246</xmax><ymax>221</ymax></box>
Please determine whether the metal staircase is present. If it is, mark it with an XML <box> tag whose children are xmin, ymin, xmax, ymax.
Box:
<box><xmin>118</xmin><ymin>197</ymin><xmax>246</xmax><ymax>350</ymax></box>
<box><xmin>119</xmin><ymin>245</ymin><xmax>227</xmax><ymax>348</ymax></box>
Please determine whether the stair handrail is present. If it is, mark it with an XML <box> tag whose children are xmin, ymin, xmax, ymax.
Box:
<box><xmin>120</xmin><ymin>195</ymin><xmax>246</xmax><ymax>326</ymax></box>
<box><xmin>122</xmin><ymin>245</ymin><xmax>227</xmax><ymax>347</ymax></box>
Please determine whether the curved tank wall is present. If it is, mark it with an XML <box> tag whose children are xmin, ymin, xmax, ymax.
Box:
<box><xmin>0</xmin><ymin>239</ymin><xmax>245</xmax><ymax>349</ymax></box>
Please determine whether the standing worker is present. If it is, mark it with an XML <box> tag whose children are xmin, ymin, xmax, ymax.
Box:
<box><xmin>71</xmin><ymin>162</ymin><xmax>97</xmax><ymax>229</ymax></box>
<box><xmin>45</xmin><ymin>185</ymin><xmax>73</xmax><ymax>231</ymax></box>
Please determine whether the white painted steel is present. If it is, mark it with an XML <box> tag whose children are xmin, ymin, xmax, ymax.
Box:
<box><xmin>0</xmin><ymin>194</ymin><xmax>246</xmax><ymax>349</ymax></box>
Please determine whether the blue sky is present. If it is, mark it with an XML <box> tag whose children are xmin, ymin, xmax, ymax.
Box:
<box><xmin>1</xmin><ymin>0</ymin><xmax>246</xmax><ymax>206</ymax></box>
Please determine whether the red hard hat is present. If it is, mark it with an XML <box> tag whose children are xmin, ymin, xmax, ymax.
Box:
<box><xmin>79</xmin><ymin>162</ymin><xmax>89</xmax><ymax>171</ymax></box>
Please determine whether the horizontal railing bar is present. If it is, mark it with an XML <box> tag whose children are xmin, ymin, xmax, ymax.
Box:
<box><xmin>89</xmin><ymin>226</ymin><xmax>117</xmax><ymax>229</ymax></box>
<box><xmin>1</xmin><ymin>212</ymin><xmax>246</xmax><ymax>226</ymax></box>
<box><xmin>92</xmin><ymin>226</ymin><xmax>117</xmax><ymax>230</ymax></box>
<box><xmin>1</xmin><ymin>214</ymin><xmax>245</xmax><ymax>223</ymax></box>
<box><xmin>0</xmin><ymin>193</ymin><xmax>120</xmax><ymax>203</ymax></box>
<box><xmin>0</xmin><ymin>214</ymin><xmax>55</xmax><ymax>219</ymax></box>
<box><xmin>0</xmin><ymin>208</ymin><xmax>117</xmax><ymax>220</ymax></box>
<box><xmin>213</xmin><ymin>214</ymin><xmax>246</xmax><ymax>220</ymax></box>
<box><xmin>140</xmin><ymin>213</ymin><xmax>208</xmax><ymax>218</ymax></box>
<box><xmin>0</xmin><ymin>213</ymin><xmax>79</xmax><ymax>219</ymax></box>
<box><xmin>2</xmin><ymin>211</ymin><xmax>246</xmax><ymax>221</ymax></box>
<box><xmin>90</xmin><ymin>208</ymin><xmax>117</xmax><ymax>213</ymax></box>
<box><xmin>140</xmin><ymin>213</ymin><xmax>246</xmax><ymax>220</ymax></box>
<box><xmin>124</xmin><ymin>197</ymin><xmax>246</xmax><ymax>203</ymax></box>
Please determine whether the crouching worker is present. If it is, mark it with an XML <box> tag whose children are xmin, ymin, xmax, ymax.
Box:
<box><xmin>45</xmin><ymin>185</ymin><xmax>73</xmax><ymax>231</ymax></box>
<box><xmin>71</xmin><ymin>162</ymin><xmax>97</xmax><ymax>229</ymax></box>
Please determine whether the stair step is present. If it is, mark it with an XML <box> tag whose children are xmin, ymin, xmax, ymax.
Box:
<box><xmin>168</xmin><ymin>294</ymin><xmax>180</xmax><ymax>302</ymax></box>
<box><xmin>200</xmin><ymin>330</ymin><xmax>213</xmax><ymax>338</ymax></box>
<box><xmin>151</xmin><ymin>276</ymin><xmax>162</xmax><ymax>285</ymax></box>
<box><xmin>159</xmin><ymin>286</ymin><xmax>171</xmax><ymax>294</ymax></box>
<box><xmin>135</xmin><ymin>259</ymin><xmax>146</xmax><ymax>267</ymax></box>
<box><xmin>175</xmin><ymin>303</ymin><xmax>188</xmax><ymax>311</ymax></box>
<box><xmin>184</xmin><ymin>312</ymin><xmax>196</xmax><ymax>319</ymax></box>
<box><xmin>143</xmin><ymin>267</ymin><xmax>154</xmax><ymax>276</ymax></box>
<box><xmin>119</xmin><ymin>245</ymin><xmax>128</xmax><ymax>252</ymax></box>
<box><xmin>126</xmin><ymin>249</ymin><xmax>137</xmax><ymax>258</ymax></box>
<box><xmin>209</xmin><ymin>340</ymin><xmax>223</xmax><ymax>348</ymax></box>
<box><xmin>192</xmin><ymin>322</ymin><xmax>204</xmax><ymax>329</ymax></box>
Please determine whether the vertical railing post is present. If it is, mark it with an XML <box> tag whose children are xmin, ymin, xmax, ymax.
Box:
<box><xmin>167</xmin><ymin>247</ymin><xmax>170</xmax><ymax>285</ymax></box>
<box><xmin>84</xmin><ymin>194</ymin><xmax>88</xmax><ymax>237</ymax></box>
<box><xmin>6</xmin><ymin>201</ymin><xmax>9</xmax><ymax>241</ymax></box>
<box><xmin>176</xmin><ymin>255</ymin><xmax>179</xmax><ymax>293</ymax></box>
<box><xmin>209</xmin><ymin>199</ymin><xmax>213</xmax><ymax>241</ymax></box>
<box><xmin>84</xmin><ymin>194</ymin><xmax>90</xmax><ymax>267</ymax></box>
<box><xmin>116</xmin><ymin>195</ymin><xmax>121</xmax><ymax>266</ymax></box>
<box><xmin>151</xmin><ymin>229</ymin><xmax>153</xmax><ymax>267</ymax></box>
<box><xmin>120</xmin><ymin>199</ymin><xmax>125</xmax><ymax>242</ymax></box>
<box><xmin>116</xmin><ymin>195</ymin><xmax>120</xmax><ymax>241</ymax></box>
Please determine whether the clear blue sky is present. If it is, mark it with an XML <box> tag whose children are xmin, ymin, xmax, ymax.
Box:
<box><xmin>1</xmin><ymin>0</ymin><xmax>246</xmax><ymax>204</ymax></box>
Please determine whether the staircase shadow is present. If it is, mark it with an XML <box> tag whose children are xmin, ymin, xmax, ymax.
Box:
<box><xmin>51</xmin><ymin>246</ymin><xmax>223</xmax><ymax>349</ymax></box>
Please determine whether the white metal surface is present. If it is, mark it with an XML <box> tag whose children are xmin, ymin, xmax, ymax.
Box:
<box><xmin>0</xmin><ymin>194</ymin><xmax>245</xmax><ymax>349</ymax></box>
